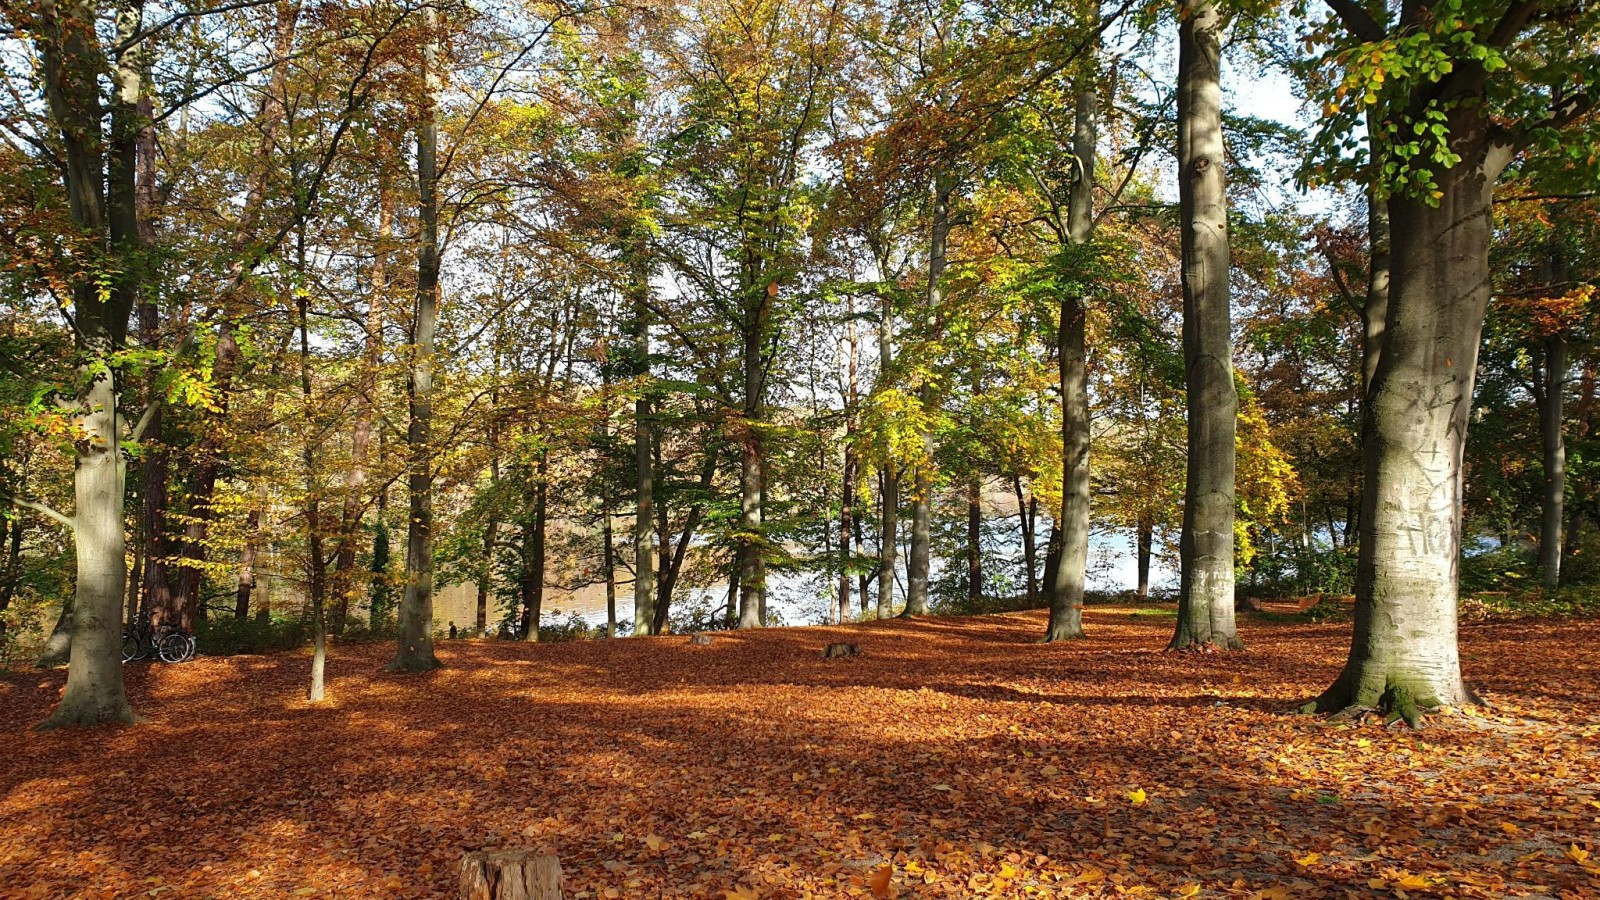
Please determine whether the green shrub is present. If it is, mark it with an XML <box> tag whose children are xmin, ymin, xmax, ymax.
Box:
<box><xmin>193</xmin><ymin>614</ymin><xmax>312</xmax><ymax>656</ymax></box>
<box><xmin>1244</xmin><ymin>541</ymin><xmax>1356</xmax><ymax>598</ymax></box>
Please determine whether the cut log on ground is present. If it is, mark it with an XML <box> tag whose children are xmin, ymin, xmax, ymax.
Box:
<box><xmin>689</xmin><ymin>633</ymin><xmax>712</xmax><ymax>646</ymax></box>
<box><xmin>822</xmin><ymin>643</ymin><xmax>859</xmax><ymax>658</ymax></box>
<box><xmin>459</xmin><ymin>850</ymin><xmax>563</xmax><ymax>900</ymax></box>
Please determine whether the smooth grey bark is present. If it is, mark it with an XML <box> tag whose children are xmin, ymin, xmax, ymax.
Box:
<box><xmin>43</xmin><ymin>368</ymin><xmax>137</xmax><ymax>726</ymax></box>
<box><xmin>1532</xmin><ymin>256</ymin><xmax>1568</xmax><ymax>592</ymax></box>
<box><xmin>35</xmin><ymin>590</ymin><xmax>74</xmax><ymax>669</ymax></box>
<box><xmin>1170</xmin><ymin>0</ymin><xmax>1241</xmax><ymax>651</ymax></box>
<box><xmin>906</xmin><ymin>174</ymin><xmax>955</xmax><ymax>617</ymax></box>
<box><xmin>33</xmin><ymin>0</ymin><xmax>145</xmax><ymax>727</ymax></box>
<box><xmin>1362</xmin><ymin>176</ymin><xmax>1391</xmax><ymax>396</ymax></box>
<box><xmin>388</xmin><ymin>4</ymin><xmax>443</xmax><ymax>672</ymax></box>
<box><xmin>1045</xmin><ymin>73</ymin><xmax>1098</xmax><ymax>643</ymax></box>
<box><xmin>1308</xmin><ymin>142</ymin><xmax>1506</xmax><ymax>723</ymax></box>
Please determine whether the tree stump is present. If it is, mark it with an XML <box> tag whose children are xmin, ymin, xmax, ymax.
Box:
<box><xmin>822</xmin><ymin>642</ymin><xmax>859</xmax><ymax>658</ymax></box>
<box><xmin>689</xmin><ymin>633</ymin><xmax>713</xmax><ymax>646</ymax></box>
<box><xmin>459</xmin><ymin>850</ymin><xmax>563</xmax><ymax>900</ymax></box>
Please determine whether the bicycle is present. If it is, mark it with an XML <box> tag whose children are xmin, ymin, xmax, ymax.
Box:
<box><xmin>121</xmin><ymin>612</ymin><xmax>196</xmax><ymax>664</ymax></box>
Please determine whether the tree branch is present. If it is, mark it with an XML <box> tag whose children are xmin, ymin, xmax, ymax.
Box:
<box><xmin>1323</xmin><ymin>0</ymin><xmax>1385</xmax><ymax>42</ymax></box>
<box><xmin>2</xmin><ymin>494</ymin><xmax>75</xmax><ymax>531</ymax></box>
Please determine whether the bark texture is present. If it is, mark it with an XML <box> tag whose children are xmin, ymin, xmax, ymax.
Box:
<box><xmin>1045</xmin><ymin>72</ymin><xmax>1097</xmax><ymax>643</ymax></box>
<box><xmin>1308</xmin><ymin>140</ymin><xmax>1498</xmax><ymax>723</ymax></box>
<box><xmin>1170</xmin><ymin>0</ymin><xmax>1241</xmax><ymax>651</ymax></box>
<box><xmin>389</xmin><ymin>6</ymin><xmax>443</xmax><ymax>672</ymax></box>
<box><xmin>458</xmin><ymin>851</ymin><xmax>563</xmax><ymax>900</ymax></box>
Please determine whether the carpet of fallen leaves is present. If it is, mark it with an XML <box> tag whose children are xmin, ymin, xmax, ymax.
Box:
<box><xmin>3</xmin><ymin>606</ymin><xmax>1599</xmax><ymax>900</ymax></box>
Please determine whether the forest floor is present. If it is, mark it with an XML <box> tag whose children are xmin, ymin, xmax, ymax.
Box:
<box><xmin>2</xmin><ymin>606</ymin><xmax>1598</xmax><ymax>900</ymax></box>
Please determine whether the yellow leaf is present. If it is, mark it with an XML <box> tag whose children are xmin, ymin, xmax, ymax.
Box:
<box><xmin>1397</xmin><ymin>873</ymin><xmax>1429</xmax><ymax>890</ymax></box>
<box><xmin>1177</xmin><ymin>884</ymin><xmax>1202</xmax><ymax>898</ymax></box>
<box><xmin>644</xmin><ymin>833</ymin><xmax>663</xmax><ymax>851</ymax></box>
<box><xmin>1294</xmin><ymin>852</ymin><xmax>1321</xmax><ymax>867</ymax></box>
<box><xmin>1566</xmin><ymin>844</ymin><xmax>1590</xmax><ymax>864</ymax></box>
<box><xmin>1126</xmin><ymin>788</ymin><xmax>1148</xmax><ymax>806</ymax></box>
<box><xmin>1354</xmin><ymin>738</ymin><xmax>1371</xmax><ymax>749</ymax></box>
<box><xmin>1500</xmin><ymin>822</ymin><xmax>1519</xmax><ymax>835</ymax></box>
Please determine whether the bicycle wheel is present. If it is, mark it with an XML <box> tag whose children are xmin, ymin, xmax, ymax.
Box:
<box><xmin>122</xmin><ymin>630</ymin><xmax>140</xmax><ymax>663</ymax></box>
<box><xmin>158</xmin><ymin>631</ymin><xmax>192</xmax><ymax>664</ymax></box>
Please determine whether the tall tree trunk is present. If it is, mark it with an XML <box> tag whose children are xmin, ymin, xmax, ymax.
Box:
<box><xmin>1136</xmin><ymin>518</ymin><xmax>1153</xmax><ymax>599</ymax></box>
<box><xmin>840</xmin><ymin>445</ymin><xmax>855</xmax><ymax>624</ymax></box>
<box><xmin>297</xmin><ymin>285</ymin><xmax>328</xmax><ymax>702</ymax></box>
<box><xmin>36</xmin><ymin>0</ymin><xmax>145</xmax><ymax>727</ymax></box>
<box><xmin>906</xmin><ymin>174</ymin><xmax>954</xmax><ymax>617</ymax></box>
<box><xmin>1042</xmin><ymin>524</ymin><xmax>1062</xmax><ymax>598</ymax></box>
<box><xmin>1045</xmin><ymin>69</ymin><xmax>1097</xmax><ymax>642</ymax></box>
<box><xmin>1170</xmin><ymin>0</ymin><xmax>1240</xmax><ymax>651</ymax></box>
<box><xmin>737</xmin><ymin>301</ymin><xmax>766</xmax><ymax>629</ymax></box>
<box><xmin>521</xmin><ymin>453</ymin><xmax>549</xmax><ymax>642</ymax></box>
<box><xmin>840</xmin><ymin>296</ymin><xmax>860</xmax><ymax>624</ymax></box>
<box><xmin>966</xmin><ymin>476</ymin><xmax>982</xmax><ymax>604</ymax></box>
<box><xmin>388</xmin><ymin>4</ymin><xmax>442</xmax><ymax>672</ymax></box>
<box><xmin>656</xmin><ymin>446</ymin><xmax>716</xmax><ymax>633</ymax></box>
<box><xmin>1307</xmin><ymin>131</ymin><xmax>1501</xmax><ymax>722</ymax></box>
<box><xmin>1014</xmin><ymin>479</ymin><xmax>1039</xmax><ymax>603</ymax></box>
<box><xmin>632</xmin><ymin>267</ymin><xmax>656</xmax><ymax>636</ymax></box>
<box><xmin>877</xmin><ymin>469</ymin><xmax>898</xmax><ymax>618</ymax></box>
<box><xmin>602</xmin><ymin>508</ymin><xmax>617</xmax><ymax>639</ymax></box>
<box><xmin>1536</xmin><ymin>319</ymin><xmax>1567</xmax><ymax>591</ymax></box>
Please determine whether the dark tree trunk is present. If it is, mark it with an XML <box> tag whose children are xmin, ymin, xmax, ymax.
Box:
<box><xmin>967</xmin><ymin>477</ymin><xmax>982</xmax><ymax>604</ymax></box>
<box><xmin>1170</xmin><ymin>0</ymin><xmax>1241</xmax><ymax>651</ymax></box>
<box><xmin>1042</xmin><ymin>524</ymin><xmax>1062</xmax><ymax>599</ymax></box>
<box><xmin>1014</xmin><ymin>479</ymin><xmax>1039</xmax><ymax>603</ymax></box>
<box><xmin>522</xmin><ymin>453</ymin><xmax>549</xmax><ymax>642</ymax></box>
<box><xmin>1136</xmin><ymin>518</ymin><xmax>1153</xmax><ymax>599</ymax></box>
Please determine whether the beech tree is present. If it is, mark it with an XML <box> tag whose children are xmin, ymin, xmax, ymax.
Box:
<box><xmin>1298</xmin><ymin>0</ymin><xmax>1600</xmax><ymax>721</ymax></box>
